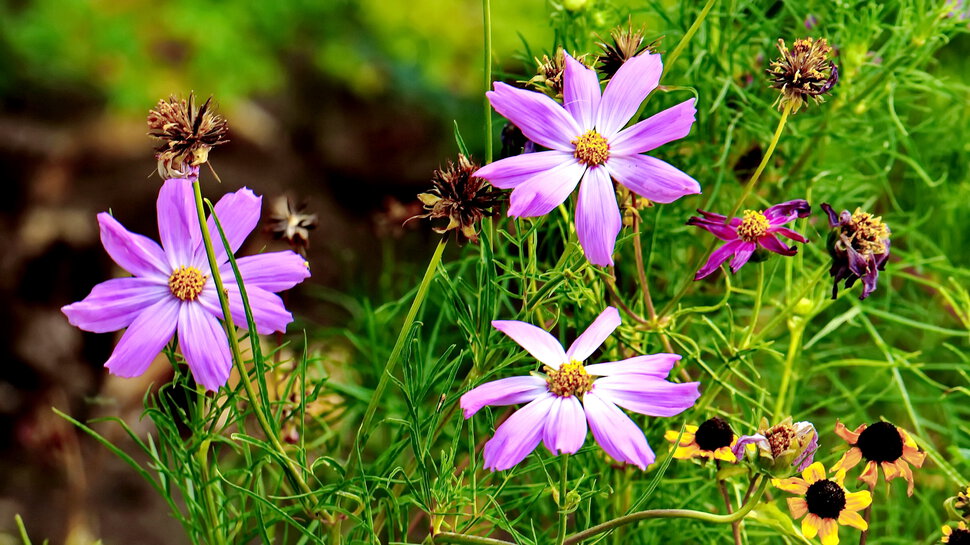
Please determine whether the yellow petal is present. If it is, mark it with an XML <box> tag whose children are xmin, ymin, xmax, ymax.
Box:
<box><xmin>787</xmin><ymin>497</ymin><xmax>809</xmax><ymax>519</ymax></box>
<box><xmin>819</xmin><ymin>517</ymin><xmax>840</xmax><ymax>545</ymax></box>
<box><xmin>844</xmin><ymin>490</ymin><xmax>872</xmax><ymax>511</ymax></box>
<box><xmin>902</xmin><ymin>445</ymin><xmax>926</xmax><ymax>468</ymax></box>
<box><xmin>714</xmin><ymin>447</ymin><xmax>738</xmax><ymax>463</ymax></box>
<box><xmin>881</xmin><ymin>461</ymin><xmax>899</xmax><ymax>482</ymax></box>
<box><xmin>838</xmin><ymin>509</ymin><xmax>867</xmax><ymax>531</ymax></box>
<box><xmin>685</xmin><ymin>424</ymin><xmax>699</xmax><ymax>433</ymax></box>
<box><xmin>802</xmin><ymin>513</ymin><xmax>821</xmax><ymax>539</ymax></box>
<box><xmin>834</xmin><ymin>420</ymin><xmax>863</xmax><ymax>444</ymax></box>
<box><xmin>832</xmin><ymin>448</ymin><xmax>862</xmax><ymax>472</ymax></box>
<box><xmin>664</xmin><ymin>429</ymin><xmax>681</xmax><ymax>442</ymax></box>
<box><xmin>773</xmin><ymin>477</ymin><xmax>810</xmax><ymax>495</ymax></box>
<box><xmin>802</xmin><ymin>461</ymin><xmax>827</xmax><ymax>484</ymax></box>
<box><xmin>674</xmin><ymin>445</ymin><xmax>699</xmax><ymax>459</ymax></box>
<box><xmin>858</xmin><ymin>461</ymin><xmax>878</xmax><ymax>489</ymax></box>
<box><xmin>942</xmin><ymin>525</ymin><xmax>952</xmax><ymax>536</ymax></box>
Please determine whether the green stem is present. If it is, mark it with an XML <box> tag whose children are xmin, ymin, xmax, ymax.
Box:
<box><xmin>727</xmin><ymin>101</ymin><xmax>793</xmax><ymax>218</ymax></box>
<box><xmin>433</xmin><ymin>532</ymin><xmax>515</xmax><ymax>545</ymax></box>
<box><xmin>772</xmin><ymin>320</ymin><xmax>806</xmax><ymax>420</ymax></box>
<box><xmin>194</xmin><ymin>389</ymin><xmax>224</xmax><ymax>545</ymax></box>
<box><xmin>482</xmin><ymin>0</ymin><xmax>493</xmax><ymax>164</ymax></box>
<box><xmin>557</xmin><ymin>454</ymin><xmax>570</xmax><ymax>545</ymax></box>
<box><xmin>190</xmin><ymin>180</ymin><xmax>317</xmax><ymax>511</ymax></box>
<box><xmin>562</xmin><ymin>476</ymin><xmax>767</xmax><ymax>545</ymax></box>
<box><xmin>742</xmin><ymin>262</ymin><xmax>765</xmax><ymax>349</ymax></box>
<box><xmin>346</xmin><ymin>237</ymin><xmax>448</xmax><ymax>478</ymax></box>
<box><xmin>715</xmin><ymin>461</ymin><xmax>741</xmax><ymax>545</ymax></box>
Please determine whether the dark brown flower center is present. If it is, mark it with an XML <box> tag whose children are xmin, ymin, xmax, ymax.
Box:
<box><xmin>766</xmin><ymin>423</ymin><xmax>795</xmax><ymax>458</ymax></box>
<box><xmin>695</xmin><ymin>417</ymin><xmax>734</xmax><ymax>451</ymax></box>
<box><xmin>737</xmin><ymin>210</ymin><xmax>769</xmax><ymax>242</ymax></box>
<box><xmin>168</xmin><ymin>266</ymin><xmax>206</xmax><ymax>301</ymax></box>
<box><xmin>950</xmin><ymin>528</ymin><xmax>970</xmax><ymax>545</ymax></box>
<box><xmin>546</xmin><ymin>362</ymin><xmax>594</xmax><ymax>398</ymax></box>
<box><xmin>572</xmin><ymin>130</ymin><xmax>610</xmax><ymax>166</ymax></box>
<box><xmin>805</xmin><ymin>479</ymin><xmax>846</xmax><ymax>519</ymax></box>
<box><xmin>856</xmin><ymin>421</ymin><xmax>903</xmax><ymax>463</ymax></box>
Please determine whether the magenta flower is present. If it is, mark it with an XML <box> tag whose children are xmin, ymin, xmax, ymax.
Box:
<box><xmin>688</xmin><ymin>199</ymin><xmax>811</xmax><ymax>280</ymax></box>
<box><xmin>62</xmin><ymin>178</ymin><xmax>311</xmax><ymax>391</ymax></box>
<box><xmin>461</xmin><ymin>307</ymin><xmax>700</xmax><ymax>471</ymax></box>
<box><xmin>473</xmin><ymin>52</ymin><xmax>700</xmax><ymax>266</ymax></box>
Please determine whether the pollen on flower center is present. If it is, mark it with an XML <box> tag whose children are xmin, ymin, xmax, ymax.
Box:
<box><xmin>572</xmin><ymin>130</ymin><xmax>610</xmax><ymax>166</ymax></box>
<box><xmin>766</xmin><ymin>423</ymin><xmax>795</xmax><ymax>458</ymax></box>
<box><xmin>856</xmin><ymin>421</ymin><xmax>903</xmax><ymax>463</ymax></box>
<box><xmin>804</xmin><ymin>479</ymin><xmax>846</xmax><ymax>519</ymax></box>
<box><xmin>168</xmin><ymin>265</ymin><xmax>207</xmax><ymax>301</ymax></box>
<box><xmin>848</xmin><ymin>208</ymin><xmax>890</xmax><ymax>254</ymax></box>
<box><xmin>546</xmin><ymin>361</ymin><xmax>594</xmax><ymax>398</ymax></box>
<box><xmin>737</xmin><ymin>210</ymin><xmax>770</xmax><ymax>242</ymax></box>
<box><xmin>695</xmin><ymin>417</ymin><xmax>734</xmax><ymax>451</ymax></box>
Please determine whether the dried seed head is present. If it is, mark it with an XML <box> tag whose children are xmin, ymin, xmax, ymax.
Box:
<box><xmin>147</xmin><ymin>93</ymin><xmax>229</xmax><ymax>179</ymax></box>
<box><xmin>409</xmin><ymin>154</ymin><xmax>503</xmax><ymax>243</ymax></box>
<box><xmin>596</xmin><ymin>20</ymin><xmax>662</xmax><ymax>79</ymax></box>
<box><xmin>767</xmin><ymin>38</ymin><xmax>838</xmax><ymax>113</ymax></box>
<box><xmin>526</xmin><ymin>48</ymin><xmax>592</xmax><ymax>99</ymax></box>
<box><xmin>267</xmin><ymin>195</ymin><xmax>319</xmax><ymax>257</ymax></box>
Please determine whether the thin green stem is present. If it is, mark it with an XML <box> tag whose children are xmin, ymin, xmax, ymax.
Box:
<box><xmin>662</xmin><ymin>0</ymin><xmax>717</xmax><ymax>78</ymax></box>
<box><xmin>563</xmin><ymin>476</ymin><xmax>768</xmax><ymax>545</ymax></box>
<box><xmin>727</xmin><ymin>101</ymin><xmax>793</xmax><ymax>218</ymax></box>
<box><xmin>858</xmin><ymin>482</ymin><xmax>875</xmax><ymax>545</ymax></box>
<box><xmin>715</xmin><ymin>461</ymin><xmax>741</xmax><ymax>545</ymax></box>
<box><xmin>194</xmin><ymin>389</ymin><xmax>224</xmax><ymax>545</ymax></box>
<box><xmin>433</xmin><ymin>532</ymin><xmax>515</xmax><ymax>545</ymax></box>
<box><xmin>557</xmin><ymin>454</ymin><xmax>570</xmax><ymax>545</ymax></box>
<box><xmin>742</xmin><ymin>262</ymin><xmax>765</xmax><ymax>349</ymax></box>
<box><xmin>346</xmin><ymin>237</ymin><xmax>448</xmax><ymax>478</ymax></box>
<box><xmin>772</xmin><ymin>320</ymin><xmax>806</xmax><ymax>420</ymax></box>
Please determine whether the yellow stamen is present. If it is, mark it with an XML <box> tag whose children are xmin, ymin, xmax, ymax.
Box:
<box><xmin>168</xmin><ymin>265</ymin><xmax>207</xmax><ymax>301</ymax></box>
<box><xmin>546</xmin><ymin>361</ymin><xmax>594</xmax><ymax>397</ymax></box>
<box><xmin>572</xmin><ymin>130</ymin><xmax>610</xmax><ymax>166</ymax></box>
<box><xmin>736</xmin><ymin>210</ymin><xmax>770</xmax><ymax>242</ymax></box>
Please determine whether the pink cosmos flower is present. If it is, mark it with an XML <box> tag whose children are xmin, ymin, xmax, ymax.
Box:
<box><xmin>688</xmin><ymin>199</ymin><xmax>811</xmax><ymax>280</ymax></box>
<box><xmin>473</xmin><ymin>52</ymin><xmax>700</xmax><ymax>266</ymax></box>
<box><xmin>461</xmin><ymin>307</ymin><xmax>700</xmax><ymax>471</ymax></box>
<box><xmin>62</xmin><ymin>178</ymin><xmax>310</xmax><ymax>390</ymax></box>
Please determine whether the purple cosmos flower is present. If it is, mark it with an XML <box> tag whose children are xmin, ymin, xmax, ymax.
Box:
<box><xmin>732</xmin><ymin>417</ymin><xmax>818</xmax><ymax>476</ymax></box>
<box><xmin>62</xmin><ymin>178</ymin><xmax>311</xmax><ymax>390</ymax></box>
<box><xmin>688</xmin><ymin>199</ymin><xmax>811</xmax><ymax>280</ymax></box>
<box><xmin>460</xmin><ymin>307</ymin><xmax>700</xmax><ymax>471</ymax></box>
<box><xmin>473</xmin><ymin>52</ymin><xmax>700</xmax><ymax>266</ymax></box>
<box><xmin>820</xmin><ymin>203</ymin><xmax>891</xmax><ymax>300</ymax></box>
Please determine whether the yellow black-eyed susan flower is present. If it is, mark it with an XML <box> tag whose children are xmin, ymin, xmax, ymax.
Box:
<box><xmin>774</xmin><ymin>462</ymin><xmax>871</xmax><ymax>545</ymax></box>
<box><xmin>943</xmin><ymin>521</ymin><xmax>970</xmax><ymax>544</ymax></box>
<box><xmin>832</xmin><ymin>420</ymin><xmax>926</xmax><ymax>496</ymax></box>
<box><xmin>665</xmin><ymin>417</ymin><xmax>737</xmax><ymax>462</ymax></box>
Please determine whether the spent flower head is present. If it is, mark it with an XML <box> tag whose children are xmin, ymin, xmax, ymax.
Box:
<box><xmin>768</xmin><ymin>38</ymin><xmax>839</xmax><ymax>113</ymax></box>
<box><xmin>267</xmin><ymin>195</ymin><xmax>318</xmax><ymax>257</ymax></box>
<box><xmin>774</xmin><ymin>462</ymin><xmax>872</xmax><ymax>544</ymax></box>
<box><xmin>733</xmin><ymin>417</ymin><xmax>819</xmax><ymax>477</ymax></box>
<box><xmin>460</xmin><ymin>307</ymin><xmax>700</xmax><ymax>470</ymax></box>
<box><xmin>665</xmin><ymin>416</ymin><xmax>737</xmax><ymax>463</ymax></box>
<box><xmin>596</xmin><ymin>20</ymin><xmax>662</xmax><ymax>79</ymax></box>
<box><xmin>411</xmin><ymin>154</ymin><xmax>503</xmax><ymax>244</ymax></box>
<box><xmin>147</xmin><ymin>93</ymin><xmax>229</xmax><ymax>179</ymax></box>
<box><xmin>821</xmin><ymin>203</ymin><xmax>891</xmax><ymax>300</ymax></box>
<box><xmin>832</xmin><ymin>420</ymin><xmax>925</xmax><ymax>496</ymax></box>
<box><xmin>526</xmin><ymin>48</ymin><xmax>592</xmax><ymax>99</ymax></box>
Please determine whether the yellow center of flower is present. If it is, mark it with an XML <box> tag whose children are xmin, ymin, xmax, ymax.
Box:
<box><xmin>546</xmin><ymin>361</ymin><xmax>594</xmax><ymax>398</ymax></box>
<box><xmin>168</xmin><ymin>266</ymin><xmax>207</xmax><ymax>301</ymax></box>
<box><xmin>572</xmin><ymin>130</ymin><xmax>610</xmax><ymax>166</ymax></box>
<box><xmin>848</xmin><ymin>208</ymin><xmax>889</xmax><ymax>254</ymax></box>
<box><xmin>736</xmin><ymin>210</ymin><xmax>770</xmax><ymax>242</ymax></box>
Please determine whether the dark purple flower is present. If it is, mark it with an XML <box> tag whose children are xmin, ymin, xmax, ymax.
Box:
<box><xmin>688</xmin><ymin>199</ymin><xmax>811</xmax><ymax>280</ymax></box>
<box><xmin>62</xmin><ymin>179</ymin><xmax>311</xmax><ymax>390</ymax></box>
<box><xmin>820</xmin><ymin>203</ymin><xmax>891</xmax><ymax>300</ymax></box>
<box><xmin>474</xmin><ymin>52</ymin><xmax>700</xmax><ymax>266</ymax></box>
<box><xmin>460</xmin><ymin>307</ymin><xmax>700</xmax><ymax>471</ymax></box>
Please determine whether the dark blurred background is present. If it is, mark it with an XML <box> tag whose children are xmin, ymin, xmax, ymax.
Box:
<box><xmin>0</xmin><ymin>1</ymin><xmax>551</xmax><ymax>542</ymax></box>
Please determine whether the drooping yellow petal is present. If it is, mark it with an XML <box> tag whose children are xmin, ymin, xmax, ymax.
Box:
<box><xmin>896</xmin><ymin>459</ymin><xmax>916</xmax><ymax>496</ymax></box>
<box><xmin>838</xmin><ymin>509</ymin><xmax>868</xmax><ymax>531</ymax></box>
<box><xmin>773</xmin><ymin>477</ymin><xmax>810</xmax><ymax>495</ymax></box>
<box><xmin>832</xmin><ymin>447</ymin><xmax>862</xmax><ymax>472</ymax></box>
<box><xmin>844</xmin><ymin>490</ymin><xmax>872</xmax><ymax>511</ymax></box>
<box><xmin>802</xmin><ymin>513</ymin><xmax>822</xmax><ymax>539</ymax></box>
<box><xmin>902</xmin><ymin>445</ymin><xmax>926</xmax><ymax>467</ymax></box>
<box><xmin>802</xmin><ymin>461</ymin><xmax>827</xmax><ymax>484</ymax></box>
<box><xmin>858</xmin><ymin>461</ymin><xmax>879</xmax><ymax>489</ymax></box>
<box><xmin>714</xmin><ymin>446</ymin><xmax>738</xmax><ymax>462</ymax></box>
<box><xmin>881</xmin><ymin>461</ymin><xmax>899</xmax><ymax>482</ymax></box>
<box><xmin>833</xmin><ymin>468</ymin><xmax>847</xmax><ymax>487</ymax></box>
<box><xmin>834</xmin><ymin>420</ymin><xmax>863</xmax><ymax>444</ymax></box>
<box><xmin>685</xmin><ymin>424</ymin><xmax>699</xmax><ymax>434</ymax></box>
<box><xmin>818</xmin><ymin>517</ymin><xmax>840</xmax><ymax>545</ymax></box>
<box><xmin>787</xmin><ymin>497</ymin><xmax>809</xmax><ymax>519</ymax></box>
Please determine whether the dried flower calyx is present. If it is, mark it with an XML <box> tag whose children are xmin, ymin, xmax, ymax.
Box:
<box><xmin>597</xmin><ymin>20</ymin><xmax>662</xmax><ymax>79</ymax></box>
<box><xmin>147</xmin><ymin>93</ymin><xmax>229</xmax><ymax>179</ymax></box>
<box><xmin>767</xmin><ymin>37</ymin><xmax>838</xmax><ymax>112</ymax></box>
<box><xmin>410</xmin><ymin>154</ymin><xmax>503</xmax><ymax>243</ymax></box>
<box><xmin>267</xmin><ymin>196</ymin><xmax>319</xmax><ymax>256</ymax></box>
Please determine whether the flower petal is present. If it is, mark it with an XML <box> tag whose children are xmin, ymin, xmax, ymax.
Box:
<box><xmin>832</xmin><ymin>448</ymin><xmax>863</xmax><ymax>472</ymax></box>
<box><xmin>483</xmin><ymin>393</ymin><xmax>555</xmax><ymax>471</ymax></box>
<box><xmin>156</xmin><ymin>178</ymin><xmax>202</xmax><ymax>268</ymax></box>
<box><xmin>62</xmin><ymin>277</ymin><xmax>170</xmax><ymax>333</ymax></box>
<box><xmin>586</xmin><ymin>353</ymin><xmax>681</xmax><ymax>378</ymax></box>
<box><xmin>542</xmin><ymin>395</ymin><xmax>588</xmax><ymax>455</ymax></box>
<box><xmin>729</xmin><ymin>241</ymin><xmax>757</xmax><ymax>272</ymax></box>
<box><xmin>834</xmin><ymin>421</ymin><xmax>864</xmax><ymax>444</ymax></box>
<box><xmin>566</xmin><ymin>306</ymin><xmax>621</xmax><ymax>362</ymax></box>
<box><xmin>818</xmin><ymin>517</ymin><xmax>839</xmax><ymax>545</ymax></box>
<box><xmin>563</xmin><ymin>52</ymin><xmax>601</xmax><ymax>130</ymax></box>
<box><xmin>610</xmin><ymin>98</ymin><xmax>697</xmax><ymax>155</ymax></box>
<box><xmin>487</xmin><ymin>82</ymin><xmax>581</xmax><ymax>152</ymax></box>
<box><xmin>838</xmin><ymin>509</ymin><xmax>867</xmax><ymax>531</ymax></box>
<box><xmin>844</xmin><ymin>490</ymin><xmax>872</xmax><ymax>511</ymax></box>
<box><xmin>596</xmin><ymin>53</ymin><xmax>662</xmax><ymax>138</ymax></box>
<box><xmin>695</xmin><ymin>239</ymin><xmax>744</xmax><ymax>280</ymax></box>
<box><xmin>97</xmin><ymin>213</ymin><xmax>170</xmax><ymax>280</ymax></box>
<box><xmin>773</xmin><ymin>227</ymin><xmax>809</xmax><ymax>243</ymax></box>
<box><xmin>491</xmin><ymin>319</ymin><xmax>567</xmax><ymax>368</ymax></box>
<box><xmin>787</xmin><ymin>497</ymin><xmax>809</xmax><ymax>519</ymax></box>
<box><xmin>227</xmin><ymin>251</ymin><xmax>311</xmax><ymax>292</ymax></box>
<box><xmin>474</xmin><ymin>151</ymin><xmax>575</xmax><ymax>189</ymax></box>
<box><xmin>583</xmin><ymin>391</ymin><xmax>654</xmax><ymax>469</ymax></box>
<box><xmin>607</xmin><ymin>154</ymin><xmax>701</xmax><ymax>204</ymax></box>
<box><xmin>774</xmin><ymin>477</ymin><xmax>810</xmax><ymax>495</ymax></box>
<box><xmin>686</xmin><ymin>215</ymin><xmax>739</xmax><ymax>241</ymax></box>
<box><xmin>802</xmin><ymin>513</ymin><xmax>821</xmax><ymax>539</ymax></box>
<box><xmin>575</xmin><ymin>166</ymin><xmax>622</xmax><ymax>266</ymax></box>
<box><xmin>592</xmin><ymin>376</ymin><xmax>700</xmax><ymax>417</ymax></box>
<box><xmin>507</xmin><ymin>158</ymin><xmax>585</xmax><ymax>217</ymax></box>
<box><xmin>759</xmin><ymin>234</ymin><xmax>797</xmax><ymax>256</ymax></box>
<box><xmin>460</xmin><ymin>376</ymin><xmax>548</xmax><ymax>418</ymax></box>
<box><xmin>801</xmin><ymin>462</ymin><xmax>826</xmax><ymax>484</ymax></box>
<box><xmin>178</xmin><ymin>302</ymin><xmax>232</xmax><ymax>391</ymax></box>
<box><xmin>765</xmin><ymin>199</ymin><xmax>811</xmax><ymax>223</ymax></box>
<box><xmin>206</xmin><ymin>187</ymin><xmax>262</xmax><ymax>265</ymax></box>
<box><xmin>103</xmin><ymin>298</ymin><xmax>180</xmax><ymax>378</ymax></box>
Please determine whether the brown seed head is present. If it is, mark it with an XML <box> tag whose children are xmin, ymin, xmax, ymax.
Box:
<box><xmin>147</xmin><ymin>93</ymin><xmax>229</xmax><ymax>179</ymax></box>
<box><xmin>767</xmin><ymin>38</ymin><xmax>838</xmax><ymax>113</ymax></box>
<box><xmin>526</xmin><ymin>48</ymin><xmax>592</xmax><ymax>99</ymax></box>
<box><xmin>596</xmin><ymin>20</ymin><xmax>662</xmax><ymax>79</ymax></box>
<box><xmin>267</xmin><ymin>195</ymin><xmax>319</xmax><ymax>256</ymax></box>
<box><xmin>409</xmin><ymin>154</ymin><xmax>503</xmax><ymax>243</ymax></box>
